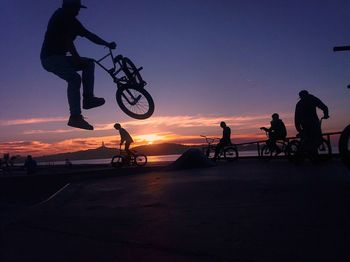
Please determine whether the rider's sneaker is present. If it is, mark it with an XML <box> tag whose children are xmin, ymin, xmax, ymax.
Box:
<box><xmin>67</xmin><ymin>115</ymin><xmax>93</xmax><ymax>130</ymax></box>
<box><xmin>83</xmin><ymin>97</ymin><xmax>105</xmax><ymax>110</ymax></box>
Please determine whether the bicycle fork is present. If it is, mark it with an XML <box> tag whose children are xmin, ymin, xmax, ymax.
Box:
<box><xmin>122</xmin><ymin>89</ymin><xmax>142</xmax><ymax>105</ymax></box>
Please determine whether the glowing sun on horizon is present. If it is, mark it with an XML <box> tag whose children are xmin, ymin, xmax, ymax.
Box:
<box><xmin>137</xmin><ymin>134</ymin><xmax>164</xmax><ymax>145</ymax></box>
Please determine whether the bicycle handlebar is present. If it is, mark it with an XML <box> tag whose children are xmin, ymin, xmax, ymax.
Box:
<box><xmin>200</xmin><ymin>135</ymin><xmax>219</xmax><ymax>144</ymax></box>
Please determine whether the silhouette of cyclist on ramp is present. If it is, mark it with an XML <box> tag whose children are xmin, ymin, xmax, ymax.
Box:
<box><xmin>114</xmin><ymin>123</ymin><xmax>134</xmax><ymax>159</ymax></box>
<box><xmin>40</xmin><ymin>0</ymin><xmax>116</xmax><ymax>130</ymax></box>
<box><xmin>294</xmin><ymin>90</ymin><xmax>329</xmax><ymax>158</ymax></box>
<box><xmin>260</xmin><ymin>113</ymin><xmax>287</xmax><ymax>154</ymax></box>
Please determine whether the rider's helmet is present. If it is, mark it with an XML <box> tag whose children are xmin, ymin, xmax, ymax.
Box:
<box><xmin>272</xmin><ymin>113</ymin><xmax>279</xmax><ymax>120</ymax></box>
<box><xmin>114</xmin><ymin>123</ymin><xmax>121</xmax><ymax>130</ymax></box>
<box><xmin>299</xmin><ymin>90</ymin><xmax>309</xmax><ymax>99</ymax></box>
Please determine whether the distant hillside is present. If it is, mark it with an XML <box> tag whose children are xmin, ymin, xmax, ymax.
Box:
<box><xmin>36</xmin><ymin>143</ymin><xmax>197</xmax><ymax>162</ymax></box>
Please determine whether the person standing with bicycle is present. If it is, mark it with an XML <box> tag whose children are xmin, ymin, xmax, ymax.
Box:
<box><xmin>294</xmin><ymin>90</ymin><xmax>329</xmax><ymax>159</ymax></box>
<box><xmin>41</xmin><ymin>0</ymin><xmax>116</xmax><ymax>130</ymax></box>
<box><xmin>213</xmin><ymin>121</ymin><xmax>231</xmax><ymax>162</ymax></box>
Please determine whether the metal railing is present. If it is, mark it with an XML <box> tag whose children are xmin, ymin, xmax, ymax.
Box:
<box><xmin>233</xmin><ymin>131</ymin><xmax>342</xmax><ymax>158</ymax></box>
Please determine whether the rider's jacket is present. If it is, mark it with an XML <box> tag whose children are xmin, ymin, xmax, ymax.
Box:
<box><xmin>41</xmin><ymin>8</ymin><xmax>89</xmax><ymax>59</ymax></box>
<box><xmin>270</xmin><ymin>119</ymin><xmax>287</xmax><ymax>139</ymax></box>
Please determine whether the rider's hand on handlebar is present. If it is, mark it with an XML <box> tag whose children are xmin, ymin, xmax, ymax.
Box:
<box><xmin>107</xmin><ymin>42</ymin><xmax>117</xmax><ymax>49</ymax></box>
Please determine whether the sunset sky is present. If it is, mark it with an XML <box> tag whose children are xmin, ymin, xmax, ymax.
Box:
<box><xmin>0</xmin><ymin>0</ymin><xmax>349</xmax><ymax>156</ymax></box>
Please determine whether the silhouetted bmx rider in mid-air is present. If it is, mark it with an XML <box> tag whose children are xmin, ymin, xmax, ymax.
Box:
<box><xmin>40</xmin><ymin>0</ymin><xmax>116</xmax><ymax>130</ymax></box>
<box><xmin>294</xmin><ymin>90</ymin><xmax>329</xmax><ymax>159</ymax></box>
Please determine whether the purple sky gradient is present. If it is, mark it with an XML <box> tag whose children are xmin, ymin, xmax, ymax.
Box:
<box><xmin>0</xmin><ymin>0</ymin><xmax>349</xmax><ymax>154</ymax></box>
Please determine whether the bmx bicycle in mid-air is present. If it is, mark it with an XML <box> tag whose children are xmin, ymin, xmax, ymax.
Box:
<box><xmin>333</xmin><ymin>45</ymin><xmax>350</xmax><ymax>168</ymax></box>
<box><xmin>94</xmin><ymin>48</ymin><xmax>154</xmax><ymax>119</ymax></box>
<box><xmin>200</xmin><ymin>135</ymin><xmax>239</xmax><ymax>161</ymax></box>
<box><xmin>111</xmin><ymin>145</ymin><xmax>147</xmax><ymax>168</ymax></box>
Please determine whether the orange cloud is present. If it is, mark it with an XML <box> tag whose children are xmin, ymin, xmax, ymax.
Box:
<box><xmin>0</xmin><ymin>117</ymin><xmax>66</xmax><ymax>126</ymax></box>
<box><xmin>2</xmin><ymin>113</ymin><xmax>295</xmax><ymax>156</ymax></box>
<box><xmin>19</xmin><ymin>114</ymin><xmax>294</xmax><ymax>136</ymax></box>
<box><xmin>23</xmin><ymin>129</ymin><xmax>73</xmax><ymax>135</ymax></box>
<box><xmin>121</xmin><ymin>114</ymin><xmax>282</xmax><ymax>128</ymax></box>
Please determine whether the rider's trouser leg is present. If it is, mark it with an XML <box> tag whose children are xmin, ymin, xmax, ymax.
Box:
<box><xmin>125</xmin><ymin>142</ymin><xmax>134</xmax><ymax>158</ymax></box>
<box><xmin>41</xmin><ymin>56</ymin><xmax>95</xmax><ymax>116</ymax></box>
<box><xmin>81</xmin><ymin>59</ymin><xmax>95</xmax><ymax>99</ymax></box>
<box><xmin>214</xmin><ymin>143</ymin><xmax>224</xmax><ymax>160</ymax></box>
<box><xmin>41</xmin><ymin>56</ymin><xmax>83</xmax><ymax>116</ymax></box>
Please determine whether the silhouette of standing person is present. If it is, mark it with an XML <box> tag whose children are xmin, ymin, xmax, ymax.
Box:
<box><xmin>213</xmin><ymin>121</ymin><xmax>231</xmax><ymax>161</ymax></box>
<box><xmin>294</xmin><ymin>90</ymin><xmax>329</xmax><ymax>157</ymax></box>
<box><xmin>260</xmin><ymin>113</ymin><xmax>287</xmax><ymax>154</ymax></box>
<box><xmin>114</xmin><ymin>123</ymin><xmax>134</xmax><ymax>158</ymax></box>
<box><xmin>24</xmin><ymin>155</ymin><xmax>37</xmax><ymax>175</ymax></box>
<box><xmin>41</xmin><ymin>0</ymin><xmax>116</xmax><ymax>130</ymax></box>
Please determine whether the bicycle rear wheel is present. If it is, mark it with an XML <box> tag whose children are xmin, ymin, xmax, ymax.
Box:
<box><xmin>116</xmin><ymin>85</ymin><xmax>154</xmax><ymax>119</ymax></box>
<box><xmin>134</xmin><ymin>154</ymin><xmax>147</xmax><ymax>167</ymax></box>
<box><xmin>122</xmin><ymin>57</ymin><xmax>144</xmax><ymax>86</ymax></box>
<box><xmin>339</xmin><ymin>125</ymin><xmax>350</xmax><ymax>168</ymax></box>
<box><xmin>224</xmin><ymin>146</ymin><xmax>238</xmax><ymax>161</ymax></box>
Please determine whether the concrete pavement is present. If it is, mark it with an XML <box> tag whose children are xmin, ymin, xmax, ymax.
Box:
<box><xmin>1</xmin><ymin>159</ymin><xmax>350</xmax><ymax>261</ymax></box>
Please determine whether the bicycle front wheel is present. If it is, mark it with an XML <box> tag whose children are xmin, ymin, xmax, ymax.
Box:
<box><xmin>224</xmin><ymin>146</ymin><xmax>238</xmax><ymax>161</ymax></box>
<box><xmin>111</xmin><ymin>155</ymin><xmax>123</xmax><ymax>168</ymax></box>
<box><xmin>260</xmin><ymin>145</ymin><xmax>273</xmax><ymax>160</ymax></box>
<box><xmin>339</xmin><ymin>125</ymin><xmax>350</xmax><ymax>168</ymax></box>
<box><xmin>116</xmin><ymin>85</ymin><xmax>154</xmax><ymax>119</ymax></box>
<box><xmin>135</xmin><ymin>154</ymin><xmax>147</xmax><ymax>167</ymax></box>
<box><xmin>286</xmin><ymin>140</ymin><xmax>300</xmax><ymax>161</ymax></box>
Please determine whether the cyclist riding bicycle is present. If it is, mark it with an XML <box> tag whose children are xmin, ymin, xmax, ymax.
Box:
<box><xmin>260</xmin><ymin>113</ymin><xmax>287</xmax><ymax>154</ymax></box>
<box><xmin>41</xmin><ymin>0</ymin><xmax>116</xmax><ymax>130</ymax></box>
<box><xmin>213</xmin><ymin>121</ymin><xmax>231</xmax><ymax>161</ymax></box>
<box><xmin>114</xmin><ymin>123</ymin><xmax>134</xmax><ymax>162</ymax></box>
<box><xmin>294</xmin><ymin>90</ymin><xmax>329</xmax><ymax>158</ymax></box>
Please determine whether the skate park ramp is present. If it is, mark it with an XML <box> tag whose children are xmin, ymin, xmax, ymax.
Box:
<box><xmin>167</xmin><ymin>148</ymin><xmax>215</xmax><ymax>170</ymax></box>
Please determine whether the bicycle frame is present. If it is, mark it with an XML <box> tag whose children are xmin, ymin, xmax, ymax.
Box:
<box><xmin>201</xmin><ymin>135</ymin><xmax>231</xmax><ymax>157</ymax></box>
<box><xmin>94</xmin><ymin>48</ymin><xmax>147</xmax><ymax>108</ymax></box>
<box><xmin>93</xmin><ymin>48</ymin><xmax>129</xmax><ymax>84</ymax></box>
<box><xmin>261</xmin><ymin>130</ymin><xmax>287</xmax><ymax>153</ymax></box>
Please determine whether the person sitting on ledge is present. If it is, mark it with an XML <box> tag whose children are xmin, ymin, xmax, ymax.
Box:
<box><xmin>213</xmin><ymin>121</ymin><xmax>231</xmax><ymax>162</ymax></box>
